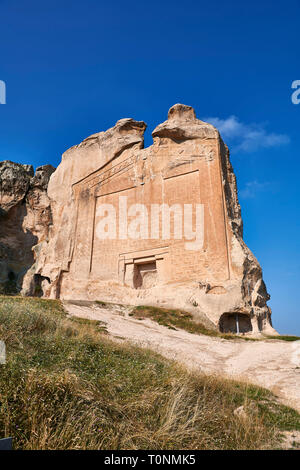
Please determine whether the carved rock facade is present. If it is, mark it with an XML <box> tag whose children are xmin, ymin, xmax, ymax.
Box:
<box><xmin>36</xmin><ymin>104</ymin><xmax>275</xmax><ymax>335</ymax></box>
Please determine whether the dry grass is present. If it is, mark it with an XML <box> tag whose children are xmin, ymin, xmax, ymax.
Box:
<box><xmin>0</xmin><ymin>296</ymin><xmax>299</xmax><ymax>450</ymax></box>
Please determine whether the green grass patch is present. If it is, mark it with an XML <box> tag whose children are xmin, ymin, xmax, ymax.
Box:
<box><xmin>0</xmin><ymin>295</ymin><xmax>299</xmax><ymax>449</ymax></box>
<box><xmin>264</xmin><ymin>335</ymin><xmax>300</xmax><ymax>342</ymax></box>
<box><xmin>131</xmin><ymin>305</ymin><xmax>257</xmax><ymax>341</ymax></box>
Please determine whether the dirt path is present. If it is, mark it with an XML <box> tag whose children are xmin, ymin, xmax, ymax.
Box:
<box><xmin>64</xmin><ymin>301</ymin><xmax>300</xmax><ymax>412</ymax></box>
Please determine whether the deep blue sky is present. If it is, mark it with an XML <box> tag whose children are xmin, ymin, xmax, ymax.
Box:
<box><xmin>0</xmin><ymin>0</ymin><xmax>299</xmax><ymax>334</ymax></box>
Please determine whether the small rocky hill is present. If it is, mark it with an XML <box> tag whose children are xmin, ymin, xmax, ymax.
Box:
<box><xmin>0</xmin><ymin>161</ymin><xmax>55</xmax><ymax>295</ymax></box>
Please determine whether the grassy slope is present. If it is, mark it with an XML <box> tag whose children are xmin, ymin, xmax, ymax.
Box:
<box><xmin>131</xmin><ymin>305</ymin><xmax>300</xmax><ymax>342</ymax></box>
<box><xmin>0</xmin><ymin>296</ymin><xmax>299</xmax><ymax>450</ymax></box>
<box><xmin>130</xmin><ymin>305</ymin><xmax>257</xmax><ymax>340</ymax></box>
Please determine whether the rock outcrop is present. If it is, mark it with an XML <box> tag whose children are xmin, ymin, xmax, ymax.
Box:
<box><xmin>0</xmin><ymin>105</ymin><xmax>276</xmax><ymax>335</ymax></box>
<box><xmin>35</xmin><ymin>104</ymin><xmax>275</xmax><ymax>335</ymax></box>
<box><xmin>0</xmin><ymin>161</ymin><xmax>55</xmax><ymax>295</ymax></box>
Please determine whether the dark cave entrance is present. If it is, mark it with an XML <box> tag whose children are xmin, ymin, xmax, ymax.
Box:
<box><xmin>219</xmin><ymin>313</ymin><xmax>252</xmax><ymax>334</ymax></box>
<box><xmin>33</xmin><ymin>274</ymin><xmax>51</xmax><ymax>297</ymax></box>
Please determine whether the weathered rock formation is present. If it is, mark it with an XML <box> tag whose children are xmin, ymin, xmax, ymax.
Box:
<box><xmin>0</xmin><ymin>105</ymin><xmax>276</xmax><ymax>335</ymax></box>
<box><xmin>32</xmin><ymin>104</ymin><xmax>274</xmax><ymax>335</ymax></box>
<box><xmin>0</xmin><ymin>161</ymin><xmax>55</xmax><ymax>295</ymax></box>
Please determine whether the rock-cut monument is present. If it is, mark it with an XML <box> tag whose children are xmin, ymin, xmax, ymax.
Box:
<box><xmin>0</xmin><ymin>104</ymin><xmax>276</xmax><ymax>335</ymax></box>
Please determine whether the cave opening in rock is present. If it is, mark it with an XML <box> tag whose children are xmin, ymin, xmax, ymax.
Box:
<box><xmin>8</xmin><ymin>271</ymin><xmax>15</xmax><ymax>281</ymax></box>
<box><xmin>33</xmin><ymin>274</ymin><xmax>51</xmax><ymax>297</ymax></box>
<box><xmin>219</xmin><ymin>312</ymin><xmax>252</xmax><ymax>334</ymax></box>
<box><xmin>133</xmin><ymin>261</ymin><xmax>158</xmax><ymax>289</ymax></box>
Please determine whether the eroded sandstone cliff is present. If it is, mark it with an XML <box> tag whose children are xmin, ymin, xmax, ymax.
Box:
<box><xmin>0</xmin><ymin>161</ymin><xmax>55</xmax><ymax>295</ymax></box>
<box><xmin>0</xmin><ymin>105</ymin><xmax>276</xmax><ymax>335</ymax></box>
<box><xmin>34</xmin><ymin>104</ymin><xmax>275</xmax><ymax>335</ymax></box>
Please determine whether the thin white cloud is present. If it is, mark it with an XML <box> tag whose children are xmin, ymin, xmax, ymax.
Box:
<box><xmin>204</xmin><ymin>116</ymin><xmax>290</xmax><ymax>153</ymax></box>
<box><xmin>239</xmin><ymin>180</ymin><xmax>271</xmax><ymax>199</ymax></box>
